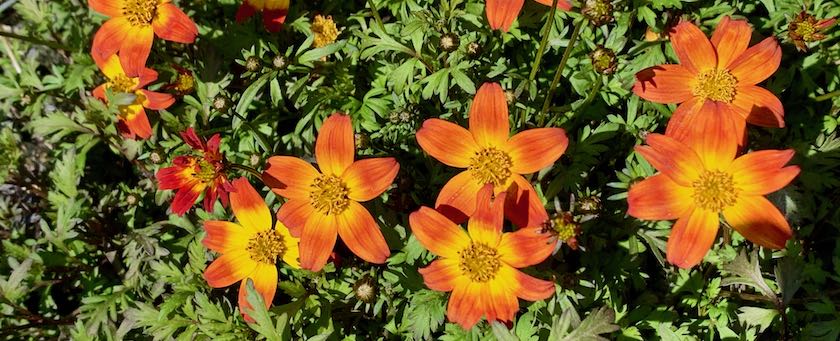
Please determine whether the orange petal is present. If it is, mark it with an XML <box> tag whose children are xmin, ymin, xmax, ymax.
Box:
<box><xmin>299</xmin><ymin>212</ymin><xmax>338</xmax><ymax>271</ymax></box>
<box><xmin>119</xmin><ymin>26</ymin><xmax>154</xmax><ymax>77</ymax></box>
<box><xmin>230</xmin><ymin>178</ymin><xmax>272</xmax><ymax>233</ymax></box>
<box><xmin>447</xmin><ymin>282</ymin><xmax>484</xmax><ymax>329</ymax></box>
<box><xmin>731</xmin><ymin>85</ymin><xmax>785</xmax><ymax>128</ymax></box>
<box><xmin>502</xmin><ymin>265</ymin><xmax>555</xmax><ymax>301</ymax></box>
<box><xmin>203</xmin><ymin>221</ymin><xmax>252</xmax><ymax>253</ymax></box>
<box><xmin>505</xmin><ymin>128</ymin><xmax>568</xmax><ymax>174</ymax></box>
<box><xmin>669</xmin><ymin>21</ymin><xmax>717</xmax><ymax>74</ymax></box>
<box><xmin>532</xmin><ymin>0</ymin><xmax>572</xmax><ymax>10</ymax></box>
<box><xmin>276</xmin><ymin>199</ymin><xmax>312</xmax><ymax>237</ymax></box>
<box><xmin>91</xmin><ymin>17</ymin><xmax>131</xmax><ymax>65</ymax></box>
<box><xmin>237</xmin><ymin>264</ymin><xmax>278</xmax><ymax>322</ymax></box>
<box><xmin>469</xmin><ymin>83</ymin><xmax>510</xmax><ymax>147</ymax></box>
<box><xmin>468</xmin><ymin>185</ymin><xmax>505</xmax><ymax>246</ymax></box>
<box><xmin>668</xmin><ymin>101</ymin><xmax>738</xmax><ymax>169</ymax></box>
<box><xmin>632</xmin><ymin>64</ymin><xmax>695</xmax><ymax>104</ymax></box>
<box><xmin>435</xmin><ymin>171</ymin><xmax>483</xmax><ymax>224</ymax></box>
<box><xmin>504</xmin><ymin>175</ymin><xmax>549</xmax><ymax>229</ymax></box>
<box><xmin>485</xmin><ymin>0</ymin><xmax>525</xmax><ymax>32</ymax></box>
<box><xmin>710</xmin><ymin>16</ymin><xmax>752</xmax><ymax>69</ymax></box>
<box><xmin>728</xmin><ymin>37</ymin><xmax>781</xmax><ymax>86</ymax></box>
<box><xmin>498</xmin><ymin>228</ymin><xmax>554</xmax><ymax>267</ymax></box>
<box><xmin>122</xmin><ymin>108</ymin><xmax>153</xmax><ymax>139</ymax></box>
<box><xmin>664</xmin><ymin>97</ymin><xmax>702</xmax><ymax>138</ymax></box>
<box><xmin>136</xmin><ymin>67</ymin><xmax>159</xmax><ymax>88</ymax></box>
<box><xmin>636</xmin><ymin>134</ymin><xmax>703</xmax><ymax>186</ymax></box>
<box><xmin>203</xmin><ymin>250</ymin><xmax>257</xmax><ymax>288</ymax></box>
<box><xmin>140</xmin><ymin>90</ymin><xmax>175</xmax><ymax>110</ymax></box>
<box><xmin>343</xmin><ymin>158</ymin><xmax>400</xmax><ymax>202</ymax></box>
<box><xmin>152</xmin><ymin>3</ymin><xmax>198</xmax><ymax>43</ymax></box>
<box><xmin>416</xmin><ymin>119</ymin><xmax>480</xmax><ymax>168</ymax></box>
<box><xmin>92</xmin><ymin>84</ymin><xmax>107</xmax><ymax>101</ymax></box>
<box><xmin>730</xmin><ymin>149</ymin><xmax>799</xmax><ymax>195</ymax></box>
<box><xmin>628</xmin><ymin>174</ymin><xmax>694</xmax><ymax>220</ymax></box>
<box><xmin>262</xmin><ymin>156</ymin><xmax>320</xmax><ymax>200</ymax></box>
<box><xmin>418</xmin><ymin>258</ymin><xmax>462</xmax><ymax>292</ymax></box>
<box><xmin>408</xmin><ymin>206</ymin><xmax>471</xmax><ymax>258</ymax></box>
<box><xmin>722</xmin><ymin>196</ymin><xmax>792</xmax><ymax>249</ymax></box>
<box><xmin>666</xmin><ymin>209</ymin><xmax>719</xmax><ymax>268</ymax></box>
<box><xmin>315</xmin><ymin>114</ymin><xmax>355</xmax><ymax>175</ymax></box>
<box><xmin>336</xmin><ymin>201</ymin><xmax>390</xmax><ymax>264</ymax></box>
<box><xmin>481</xmin><ymin>279</ymin><xmax>517</xmax><ymax>323</ymax></box>
<box><xmin>88</xmin><ymin>0</ymin><xmax>123</xmax><ymax>17</ymax></box>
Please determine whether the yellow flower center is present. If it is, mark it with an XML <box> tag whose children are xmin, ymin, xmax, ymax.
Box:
<box><xmin>109</xmin><ymin>74</ymin><xmax>137</xmax><ymax>93</ymax></box>
<box><xmin>309</xmin><ymin>174</ymin><xmax>350</xmax><ymax>215</ymax></box>
<box><xmin>175</xmin><ymin>74</ymin><xmax>195</xmax><ymax>93</ymax></box>
<box><xmin>550</xmin><ymin>214</ymin><xmax>578</xmax><ymax>242</ymax></box>
<box><xmin>691</xmin><ymin>170</ymin><xmax>738</xmax><ymax>211</ymax></box>
<box><xmin>468</xmin><ymin>148</ymin><xmax>512</xmax><ymax>186</ymax></box>
<box><xmin>122</xmin><ymin>0</ymin><xmax>158</xmax><ymax>26</ymax></box>
<box><xmin>458</xmin><ymin>242</ymin><xmax>501</xmax><ymax>283</ymax></box>
<box><xmin>193</xmin><ymin>159</ymin><xmax>219</xmax><ymax>183</ymax></box>
<box><xmin>311</xmin><ymin>15</ymin><xmax>339</xmax><ymax>48</ymax></box>
<box><xmin>692</xmin><ymin>69</ymin><xmax>738</xmax><ymax>103</ymax></box>
<box><xmin>247</xmin><ymin>230</ymin><xmax>287</xmax><ymax>265</ymax></box>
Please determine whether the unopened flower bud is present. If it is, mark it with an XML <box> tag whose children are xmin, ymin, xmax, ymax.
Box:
<box><xmin>245</xmin><ymin>56</ymin><xmax>261</xmax><ymax>72</ymax></box>
<box><xmin>439</xmin><ymin>33</ymin><xmax>460</xmax><ymax>52</ymax></box>
<box><xmin>249</xmin><ymin>154</ymin><xmax>260</xmax><ymax>166</ymax></box>
<box><xmin>272</xmin><ymin>55</ymin><xmax>288</xmax><ymax>70</ymax></box>
<box><xmin>589</xmin><ymin>45</ymin><xmax>617</xmax><ymax>75</ymax></box>
<box><xmin>466</xmin><ymin>42</ymin><xmax>482</xmax><ymax>58</ymax></box>
<box><xmin>126</xmin><ymin>194</ymin><xmax>138</xmax><ymax>206</ymax></box>
<box><xmin>505</xmin><ymin>90</ymin><xmax>516</xmax><ymax>105</ymax></box>
<box><xmin>149</xmin><ymin>151</ymin><xmax>163</xmax><ymax>164</ymax></box>
<box><xmin>212</xmin><ymin>95</ymin><xmax>229</xmax><ymax>112</ymax></box>
<box><xmin>354</xmin><ymin>133</ymin><xmax>369</xmax><ymax>150</ymax></box>
<box><xmin>353</xmin><ymin>275</ymin><xmax>377</xmax><ymax>303</ymax></box>
<box><xmin>577</xmin><ymin>195</ymin><xmax>602</xmax><ymax>215</ymax></box>
<box><xmin>581</xmin><ymin>0</ymin><xmax>614</xmax><ymax>26</ymax></box>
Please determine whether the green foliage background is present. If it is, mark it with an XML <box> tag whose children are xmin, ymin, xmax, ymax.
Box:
<box><xmin>1</xmin><ymin>0</ymin><xmax>839</xmax><ymax>339</ymax></box>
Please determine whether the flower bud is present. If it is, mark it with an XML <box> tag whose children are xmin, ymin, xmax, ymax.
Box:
<box><xmin>353</xmin><ymin>275</ymin><xmax>377</xmax><ymax>303</ymax></box>
<box><xmin>581</xmin><ymin>0</ymin><xmax>614</xmax><ymax>26</ymax></box>
<box><xmin>589</xmin><ymin>45</ymin><xmax>617</xmax><ymax>75</ymax></box>
<box><xmin>245</xmin><ymin>56</ymin><xmax>261</xmax><ymax>73</ymax></box>
<box><xmin>272</xmin><ymin>55</ymin><xmax>288</xmax><ymax>70</ymax></box>
<box><xmin>466</xmin><ymin>41</ymin><xmax>482</xmax><ymax>58</ymax></box>
<box><xmin>439</xmin><ymin>32</ymin><xmax>460</xmax><ymax>52</ymax></box>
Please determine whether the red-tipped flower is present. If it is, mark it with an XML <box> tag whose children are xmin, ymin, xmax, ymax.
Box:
<box><xmin>236</xmin><ymin>0</ymin><xmax>290</xmax><ymax>32</ymax></box>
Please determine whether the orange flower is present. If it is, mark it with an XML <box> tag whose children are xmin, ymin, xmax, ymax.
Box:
<box><xmin>93</xmin><ymin>54</ymin><xmax>174</xmax><ymax>139</ymax></box>
<box><xmin>633</xmin><ymin>17</ymin><xmax>784</xmax><ymax>144</ymax></box>
<box><xmin>410</xmin><ymin>185</ymin><xmax>555</xmax><ymax>329</ymax></box>
<box><xmin>155</xmin><ymin>128</ymin><xmax>230</xmax><ymax>216</ymax></box>
<box><xmin>236</xmin><ymin>0</ymin><xmax>290</xmax><ymax>32</ymax></box>
<box><xmin>416</xmin><ymin>82</ymin><xmax>568</xmax><ymax>228</ymax></box>
<box><xmin>627</xmin><ymin>113</ymin><xmax>799</xmax><ymax>268</ymax></box>
<box><xmin>202</xmin><ymin>178</ymin><xmax>299</xmax><ymax>321</ymax></box>
<box><xmin>486</xmin><ymin>0</ymin><xmax>572</xmax><ymax>32</ymax></box>
<box><xmin>89</xmin><ymin>0</ymin><xmax>198</xmax><ymax>76</ymax></box>
<box><xmin>262</xmin><ymin>114</ymin><xmax>399</xmax><ymax>271</ymax></box>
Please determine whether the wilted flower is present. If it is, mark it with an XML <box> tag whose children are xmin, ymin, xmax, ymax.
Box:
<box><xmin>486</xmin><ymin>0</ymin><xmax>572</xmax><ymax>32</ymax></box>
<box><xmin>236</xmin><ymin>0</ymin><xmax>289</xmax><ymax>32</ymax></box>
<box><xmin>788</xmin><ymin>11</ymin><xmax>836</xmax><ymax>51</ymax></box>
<box><xmin>589</xmin><ymin>45</ymin><xmax>617</xmax><ymax>75</ymax></box>
<box><xmin>312</xmin><ymin>15</ymin><xmax>339</xmax><ymax>48</ymax></box>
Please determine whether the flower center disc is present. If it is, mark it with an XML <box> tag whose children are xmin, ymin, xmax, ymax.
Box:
<box><xmin>309</xmin><ymin>174</ymin><xmax>350</xmax><ymax>215</ymax></box>
<box><xmin>123</xmin><ymin>0</ymin><xmax>159</xmax><ymax>26</ymax></box>
<box><xmin>247</xmin><ymin>230</ymin><xmax>287</xmax><ymax>264</ymax></box>
<box><xmin>468</xmin><ymin>148</ymin><xmax>512</xmax><ymax>186</ymax></box>
<box><xmin>692</xmin><ymin>170</ymin><xmax>738</xmax><ymax>211</ymax></box>
<box><xmin>194</xmin><ymin>159</ymin><xmax>220</xmax><ymax>183</ymax></box>
<box><xmin>109</xmin><ymin>74</ymin><xmax>138</xmax><ymax>93</ymax></box>
<box><xmin>458</xmin><ymin>242</ymin><xmax>501</xmax><ymax>283</ymax></box>
<box><xmin>692</xmin><ymin>69</ymin><xmax>738</xmax><ymax>103</ymax></box>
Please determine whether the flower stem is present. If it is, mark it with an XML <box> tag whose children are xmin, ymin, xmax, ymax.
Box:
<box><xmin>229</xmin><ymin>163</ymin><xmax>263</xmax><ymax>179</ymax></box>
<box><xmin>367</xmin><ymin>0</ymin><xmax>386</xmax><ymax>32</ymax></box>
<box><xmin>0</xmin><ymin>29</ymin><xmax>69</xmax><ymax>51</ymax></box>
<box><xmin>520</xmin><ymin>0</ymin><xmax>560</xmax><ymax>127</ymax></box>
<box><xmin>815</xmin><ymin>90</ymin><xmax>840</xmax><ymax>102</ymax></box>
<box><xmin>538</xmin><ymin>18</ymin><xmax>583</xmax><ymax>126</ymax></box>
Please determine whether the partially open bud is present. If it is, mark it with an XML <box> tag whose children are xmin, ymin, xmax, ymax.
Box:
<box><xmin>542</xmin><ymin>212</ymin><xmax>581</xmax><ymax>250</ymax></box>
<box><xmin>589</xmin><ymin>45</ymin><xmax>617</xmax><ymax>75</ymax></box>
<box><xmin>353</xmin><ymin>275</ymin><xmax>377</xmax><ymax>303</ymax></box>
<box><xmin>212</xmin><ymin>95</ymin><xmax>230</xmax><ymax>112</ymax></box>
<box><xmin>149</xmin><ymin>150</ymin><xmax>163</xmax><ymax>164</ymax></box>
<box><xmin>466</xmin><ymin>41</ymin><xmax>482</xmax><ymax>58</ymax></box>
<box><xmin>576</xmin><ymin>195</ymin><xmax>602</xmax><ymax>216</ymax></box>
<box><xmin>272</xmin><ymin>55</ymin><xmax>288</xmax><ymax>70</ymax></box>
<box><xmin>126</xmin><ymin>194</ymin><xmax>138</xmax><ymax>206</ymax></box>
<box><xmin>581</xmin><ymin>0</ymin><xmax>614</xmax><ymax>26</ymax></box>
<box><xmin>439</xmin><ymin>32</ymin><xmax>460</xmax><ymax>52</ymax></box>
<box><xmin>245</xmin><ymin>56</ymin><xmax>261</xmax><ymax>73</ymax></box>
<box><xmin>788</xmin><ymin>11</ymin><xmax>836</xmax><ymax>51</ymax></box>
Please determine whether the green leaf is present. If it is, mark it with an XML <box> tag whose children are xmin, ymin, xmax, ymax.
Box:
<box><xmin>721</xmin><ymin>251</ymin><xmax>778</xmax><ymax>300</ymax></box>
<box><xmin>244</xmin><ymin>279</ymin><xmax>288</xmax><ymax>341</ymax></box>
<box><xmin>236</xmin><ymin>73</ymin><xmax>271</xmax><ymax>115</ymax></box>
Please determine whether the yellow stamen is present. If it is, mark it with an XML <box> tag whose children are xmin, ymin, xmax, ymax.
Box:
<box><xmin>692</xmin><ymin>170</ymin><xmax>738</xmax><ymax>211</ymax></box>
<box><xmin>109</xmin><ymin>74</ymin><xmax>138</xmax><ymax>93</ymax></box>
<box><xmin>458</xmin><ymin>242</ymin><xmax>501</xmax><ymax>283</ymax></box>
<box><xmin>692</xmin><ymin>69</ymin><xmax>738</xmax><ymax>103</ymax></box>
<box><xmin>174</xmin><ymin>74</ymin><xmax>195</xmax><ymax>93</ymax></box>
<box><xmin>309</xmin><ymin>174</ymin><xmax>350</xmax><ymax>215</ymax></box>
<box><xmin>311</xmin><ymin>15</ymin><xmax>339</xmax><ymax>48</ymax></box>
<box><xmin>122</xmin><ymin>0</ymin><xmax>159</xmax><ymax>26</ymax></box>
<box><xmin>193</xmin><ymin>159</ymin><xmax>220</xmax><ymax>183</ymax></box>
<box><xmin>468</xmin><ymin>148</ymin><xmax>512</xmax><ymax>186</ymax></box>
<box><xmin>247</xmin><ymin>229</ymin><xmax>287</xmax><ymax>264</ymax></box>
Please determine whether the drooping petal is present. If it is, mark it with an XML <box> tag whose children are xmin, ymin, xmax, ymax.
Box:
<box><xmin>469</xmin><ymin>83</ymin><xmax>510</xmax><ymax>147</ymax></box>
<box><xmin>408</xmin><ymin>206</ymin><xmax>471</xmax><ymax>258</ymax></box>
<box><xmin>497</xmin><ymin>228</ymin><xmax>554</xmax><ymax>268</ymax></box>
<box><xmin>666</xmin><ymin>209</ymin><xmax>719</xmax><ymax>268</ymax></box>
<box><xmin>91</xmin><ymin>17</ymin><xmax>132</xmax><ymax>64</ymax></box>
<box><xmin>418</xmin><ymin>258</ymin><xmax>462</xmax><ymax>292</ymax></box>
<box><xmin>728</xmin><ymin>37</ymin><xmax>781</xmax><ymax>86</ymax></box>
<box><xmin>88</xmin><ymin>0</ymin><xmax>123</xmax><ymax>17</ymax></box>
<box><xmin>446</xmin><ymin>282</ymin><xmax>484</xmax><ymax>330</ymax></box>
<box><xmin>504</xmin><ymin>128</ymin><xmax>568</xmax><ymax>174</ymax></box>
<box><xmin>299</xmin><ymin>213</ymin><xmax>338</xmax><ymax>271</ymax></box>
<box><xmin>140</xmin><ymin>90</ymin><xmax>175</xmax><ymax>110</ymax></box>
<box><xmin>276</xmin><ymin>199</ymin><xmax>313</xmax><ymax>237</ymax></box>
<box><xmin>262</xmin><ymin>156</ymin><xmax>320</xmax><ymax>200</ymax></box>
<box><xmin>628</xmin><ymin>174</ymin><xmax>694</xmax><ymax>220</ymax></box>
<box><xmin>416</xmin><ymin>119</ymin><xmax>480</xmax><ymax>168</ymax></box>
<box><xmin>632</xmin><ymin>64</ymin><xmax>696</xmax><ymax>104</ymax></box>
<box><xmin>237</xmin><ymin>264</ymin><xmax>278</xmax><ymax>321</ymax></box>
<box><xmin>485</xmin><ymin>0</ymin><xmax>525</xmax><ymax>32</ymax></box>
<box><xmin>468</xmin><ymin>185</ymin><xmax>505</xmax><ymax>246</ymax></box>
<box><xmin>731</xmin><ymin>85</ymin><xmax>785</xmax><ymax>128</ymax></box>
<box><xmin>121</xmin><ymin>108</ymin><xmax>153</xmax><ymax>139</ymax></box>
<box><xmin>235</xmin><ymin>2</ymin><xmax>257</xmax><ymax>23</ymax></box>
<box><xmin>730</xmin><ymin>149</ymin><xmax>799</xmax><ymax>195</ymax></box>
<box><xmin>263</xmin><ymin>8</ymin><xmax>288</xmax><ymax>33</ymax></box>
<box><xmin>669</xmin><ymin>21</ymin><xmax>717</xmax><ymax>74</ymax></box>
<box><xmin>500</xmin><ymin>265</ymin><xmax>555</xmax><ymax>301</ymax></box>
<box><xmin>119</xmin><ymin>25</ymin><xmax>155</xmax><ymax>77</ymax></box>
<box><xmin>202</xmin><ymin>221</ymin><xmax>252</xmax><ymax>254</ymax></box>
<box><xmin>710</xmin><ymin>16</ymin><xmax>752</xmax><ymax>69</ymax></box>
<box><xmin>203</xmin><ymin>250</ymin><xmax>258</xmax><ymax>288</ymax></box>
<box><xmin>230</xmin><ymin>178</ymin><xmax>272</xmax><ymax>233</ymax></box>
<box><xmin>435</xmin><ymin>171</ymin><xmax>483</xmax><ymax>224</ymax></box>
<box><xmin>343</xmin><ymin>158</ymin><xmax>399</xmax><ymax>202</ymax></box>
<box><xmin>722</xmin><ymin>196</ymin><xmax>792</xmax><ymax>249</ymax></box>
<box><xmin>336</xmin><ymin>201</ymin><xmax>390</xmax><ymax>264</ymax></box>
<box><xmin>635</xmin><ymin>134</ymin><xmax>703</xmax><ymax>186</ymax></box>
<box><xmin>315</xmin><ymin>114</ymin><xmax>355</xmax><ymax>175</ymax></box>
<box><xmin>668</xmin><ymin>101</ymin><xmax>738</xmax><ymax>169</ymax></box>
<box><xmin>504</xmin><ymin>175</ymin><xmax>549</xmax><ymax>229</ymax></box>
<box><xmin>152</xmin><ymin>3</ymin><xmax>198</xmax><ymax>43</ymax></box>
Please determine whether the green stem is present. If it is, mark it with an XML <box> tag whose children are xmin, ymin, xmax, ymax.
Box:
<box><xmin>520</xmin><ymin>0</ymin><xmax>560</xmax><ymax>127</ymax></box>
<box><xmin>0</xmin><ymin>30</ymin><xmax>69</xmax><ymax>51</ymax></box>
<box><xmin>538</xmin><ymin>19</ymin><xmax>583</xmax><ymax>126</ymax></box>
<box><xmin>367</xmin><ymin>0</ymin><xmax>386</xmax><ymax>32</ymax></box>
<box><xmin>228</xmin><ymin>163</ymin><xmax>263</xmax><ymax>179</ymax></box>
<box><xmin>579</xmin><ymin>75</ymin><xmax>603</xmax><ymax>109</ymax></box>
<box><xmin>815</xmin><ymin>90</ymin><xmax>840</xmax><ymax>102</ymax></box>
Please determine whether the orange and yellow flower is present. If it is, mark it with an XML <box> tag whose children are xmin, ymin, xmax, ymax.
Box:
<box><xmin>416</xmin><ymin>82</ymin><xmax>568</xmax><ymax>228</ymax></box>
<box><xmin>627</xmin><ymin>115</ymin><xmax>799</xmax><ymax>268</ymax></box>
<box><xmin>202</xmin><ymin>178</ymin><xmax>299</xmax><ymax>321</ymax></box>
<box><xmin>486</xmin><ymin>0</ymin><xmax>572</xmax><ymax>32</ymax></box>
<box><xmin>633</xmin><ymin>17</ymin><xmax>784</xmax><ymax>144</ymax></box>
<box><xmin>156</xmin><ymin>127</ymin><xmax>230</xmax><ymax>216</ymax></box>
<box><xmin>236</xmin><ymin>0</ymin><xmax>290</xmax><ymax>32</ymax></box>
<box><xmin>89</xmin><ymin>0</ymin><xmax>198</xmax><ymax>76</ymax></box>
<box><xmin>262</xmin><ymin>114</ymin><xmax>399</xmax><ymax>271</ymax></box>
<box><xmin>93</xmin><ymin>54</ymin><xmax>174</xmax><ymax>139</ymax></box>
<box><xmin>410</xmin><ymin>185</ymin><xmax>555</xmax><ymax>329</ymax></box>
